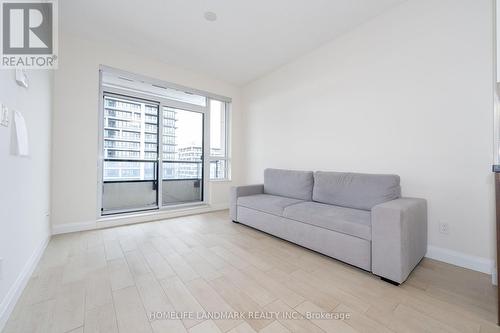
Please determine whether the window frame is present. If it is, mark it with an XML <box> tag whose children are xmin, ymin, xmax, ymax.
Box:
<box><xmin>208</xmin><ymin>99</ymin><xmax>231</xmax><ymax>181</ymax></box>
<box><xmin>495</xmin><ymin>0</ymin><xmax>500</xmax><ymax>168</ymax></box>
<box><xmin>97</xmin><ymin>65</ymin><xmax>232</xmax><ymax>218</ymax></box>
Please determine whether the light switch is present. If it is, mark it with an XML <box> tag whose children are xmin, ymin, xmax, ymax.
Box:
<box><xmin>1</xmin><ymin>104</ymin><xmax>9</xmax><ymax>127</ymax></box>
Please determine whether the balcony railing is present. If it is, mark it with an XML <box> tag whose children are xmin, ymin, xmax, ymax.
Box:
<box><xmin>102</xmin><ymin>159</ymin><xmax>203</xmax><ymax>214</ymax></box>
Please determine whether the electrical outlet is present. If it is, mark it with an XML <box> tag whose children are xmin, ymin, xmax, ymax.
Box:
<box><xmin>439</xmin><ymin>222</ymin><xmax>450</xmax><ymax>235</ymax></box>
<box><xmin>0</xmin><ymin>104</ymin><xmax>9</xmax><ymax>127</ymax></box>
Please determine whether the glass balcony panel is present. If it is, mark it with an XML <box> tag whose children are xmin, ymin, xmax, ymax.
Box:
<box><xmin>102</xmin><ymin>160</ymin><xmax>158</xmax><ymax>214</ymax></box>
<box><xmin>162</xmin><ymin>179</ymin><xmax>202</xmax><ymax>206</ymax></box>
<box><xmin>210</xmin><ymin>160</ymin><xmax>227</xmax><ymax>180</ymax></box>
<box><xmin>103</xmin><ymin>181</ymin><xmax>157</xmax><ymax>213</ymax></box>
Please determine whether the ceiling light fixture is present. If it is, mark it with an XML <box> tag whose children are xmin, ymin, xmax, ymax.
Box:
<box><xmin>204</xmin><ymin>11</ymin><xmax>217</xmax><ymax>22</ymax></box>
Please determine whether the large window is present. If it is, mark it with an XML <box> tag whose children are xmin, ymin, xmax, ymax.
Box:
<box><xmin>209</xmin><ymin>100</ymin><xmax>230</xmax><ymax>180</ymax></box>
<box><xmin>99</xmin><ymin>67</ymin><xmax>231</xmax><ymax>215</ymax></box>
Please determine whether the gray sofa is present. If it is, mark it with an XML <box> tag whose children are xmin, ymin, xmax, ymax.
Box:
<box><xmin>230</xmin><ymin>168</ymin><xmax>427</xmax><ymax>284</ymax></box>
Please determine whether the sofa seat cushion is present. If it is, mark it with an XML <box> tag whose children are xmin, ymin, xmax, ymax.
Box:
<box><xmin>237</xmin><ymin>194</ymin><xmax>304</xmax><ymax>216</ymax></box>
<box><xmin>283</xmin><ymin>202</ymin><xmax>372</xmax><ymax>240</ymax></box>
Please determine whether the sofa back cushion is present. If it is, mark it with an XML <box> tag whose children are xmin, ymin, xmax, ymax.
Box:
<box><xmin>313</xmin><ymin>171</ymin><xmax>401</xmax><ymax>210</ymax></box>
<box><xmin>264</xmin><ymin>168</ymin><xmax>314</xmax><ymax>201</ymax></box>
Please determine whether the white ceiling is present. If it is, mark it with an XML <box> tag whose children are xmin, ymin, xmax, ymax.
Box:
<box><xmin>61</xmin><ymin>0</ymin><xmax>406</xmax><ymax>85</ymax></box>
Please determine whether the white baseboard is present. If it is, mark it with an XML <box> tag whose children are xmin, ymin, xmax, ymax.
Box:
<box><xmin>209</xmin><ymin>203</ymin><xmax>230</xmax><ymax>210</ymax></box>
<box><xmin>425</xmin><ymin>245</ymin><xmax>495</xmax><ymax>277</ymax></box>
<box><xmin>0</xmin><ymin>236</ymin><xmax>50</xmax><ymax>332</ymax></box>
<box><xmin>51</xmin><ymin>220</ymin><xmax>97</xmax><ymax>235</ymax></box>
<box><xmin>52</xmin><ymin>204</ymin><xmax>229</xmax><ymax>235</ymax></box>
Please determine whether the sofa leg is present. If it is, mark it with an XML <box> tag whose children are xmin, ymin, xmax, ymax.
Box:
<box><xmin>232</xmin><ymin>220</ymin><xmax>239</xmax><ymax>223</ymax></box>
<box><xmin>380</xmin><ymin>277</ymin><xmax>400</xmax><ymax>286</ymax></box>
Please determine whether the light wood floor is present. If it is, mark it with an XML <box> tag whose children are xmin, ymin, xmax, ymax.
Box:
<box><xmin>3</xmin><ymin>211</ymin><xmax>499</xmax><ymax>333</ymax></box>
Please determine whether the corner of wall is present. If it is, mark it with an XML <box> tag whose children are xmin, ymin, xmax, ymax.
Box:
<box><xmin>0</xmin><ymin>235</ymin><xmax>50</xmax><ymax>332</ymax></box>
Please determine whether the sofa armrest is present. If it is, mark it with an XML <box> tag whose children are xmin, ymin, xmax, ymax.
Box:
<box><xmin>230</xmin><ymin>184</ymin><xmax>264</xmax><ymax>221</ymax></box>
<box><xmin>371</xmin><ymin>198</ymin><xmax>427</xmax><ymax>284</ymax></box>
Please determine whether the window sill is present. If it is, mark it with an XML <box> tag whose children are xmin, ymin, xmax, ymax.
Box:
<box><xmin>96</xmin><ymin>202</ymin><xmax>227</xmax><ymax>229</ymax></box>
<box><xmin>210</xmin><ymin>178</ymin><xmax>232</xmax><ymax>183</ymax></box>
<box><xmin>99</xmin><ymin>203</ymin><xmax>209</xmax><ymax>221</ymax></box>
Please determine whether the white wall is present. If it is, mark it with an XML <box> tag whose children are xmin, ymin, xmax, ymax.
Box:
<box><xmin>0</xmin><ymin>70</ymin><xmax>52</xmax><ymax>328</ymax></box>
<box><xmin>242</xmin><ymin>0</ymin><xmax>495</xmax><ymax>270</ymax></box>
<box><xmin>51</xmin><ymin>33</ymin><xmax>244</xmax><ymax>230</ymax></box>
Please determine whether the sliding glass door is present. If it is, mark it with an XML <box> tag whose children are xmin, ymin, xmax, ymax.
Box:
<box><xmin>162</xmin><ymin>107</ymin><xmax>204</xmax><ymax>206</ymax></box>
<box><xmin>101</xmin><ymin>92</ymin><xmax>206</xmax><ymax>215</ymax></box>
<box><xmin>101</xmin><ymin>94</ymin><xmax>160</xmax><ymax>214</ymax></box>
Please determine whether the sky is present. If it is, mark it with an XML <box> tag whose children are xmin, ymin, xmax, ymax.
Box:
<box><xmin>174</xmin><ymin>99</ymin><xmax>224</xmax><ymax>150</ymax></box>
